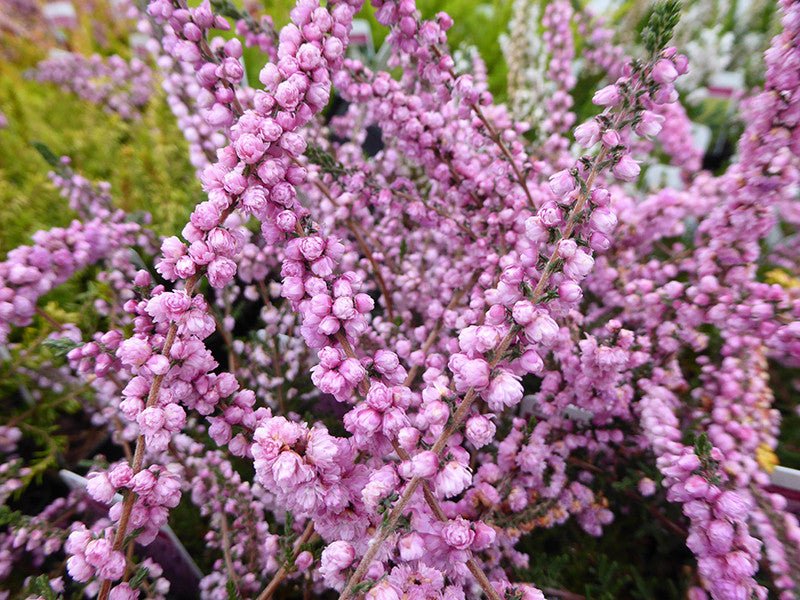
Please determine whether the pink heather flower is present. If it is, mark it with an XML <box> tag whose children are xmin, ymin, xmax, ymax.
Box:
<box><xmin>574</xmin><ymin>119</ymin><xmax>601</xmax><ymax>146</ymax></box>
<box><xmin>86</xmin><ymin>472</ymin><xmax>116</xmax><ymax>504</ymax></box>
<box><xmin>295</xmin><ymin>550</ymin><xmax>314</xmax><ymax>572</ymax></box>
<box><xmin>558</xmin><ymin>280</ymin><xmax>583</xmax><ymax>303</ymax></box>
<box><xmin>397</xmin><ymin>427</ymin><xmax>420</xmax><ymax>452</ymax></box>
<box><xmin>319</xmin><ymin>541</ymin><xmax>355</xmax><ymax>580</ymax></box>
<box><xmin>638</xmin><ymin>478</ymin><xmax>657</xmax><ymax>497</ymax></box>
<box><xmin>398</xmin><ymin>532</ymin><xmax>426</xmax><ymax>561</ymax></box>
<box><xmin>592</xmin><ymin>84</ymin><xmax>621</xmax><ymax>106</ymax></box>
<box><xmin>591</xmin><ymin>187</ymin><xmax>611</xmax><ymax>207</ymax></box>
<box><xmin>435</xmin><ymin>460</ymin><xmax>472</xmax><ymax>498</ymax></box>
<box><xmin>86</xmin><ymin>539</ymin><xmax>125</xmax><ymax>580</ymax></box>
<box><xmin>524</xmin><ymin>310</ymin><xmax>559</xmax><ymax>346</ymax></box>
<box><xmin>612</xmin><ymin>155</ymin><xmax>641</xmax><ymax>181</ymax></box>
<box><xmin>66</xmin><ymin>554</ymin><xmax>93</xmax><ymax>582</ymax></box>
<box><xmin>635</xmin><ymin>110</ymin><xmax>665</xmax><ymax>138</ymax></box>
<box><xmin>131</xmin><ymin>469</ymin><xmax>156</xmax><ymax>495</ymax></box>
<box><xmin>484</xmin><ymin>370</ymin><xmax>523</xmax><ymax>411</ymax></box>
<box><xmin>652</xmin><ymin>58</ymin><xmax>679</xmax><ymax>85</ymax></box>
<box><xmin>117</xmin><ymin>337</ymin><xmax>151</xmax><ymax>367</ymax></box>
<box><xmin>456</xmin><ymin>358</ymin><xmax>491</xmax><ymax>391</ymax></box>
<box><xmin>564</xmin><ymin>249</ymin><xmax>595</xmax><ymax>281</ymax></box>
<box><xmin>707</xmin><ymin>519</ymin><xmax>735</xmax><ymax>553</ymax></box>
<box><xmin>442</xmin><ymin>517</ymin><xmax>475</xmax><ymax>550</ymax></box>
<box><xmin>549</xmin><ymin>169</ymin><xmax>576</xmax><ymax>197</ymax></box>
<box><xmin>411</xmin><ymin>450</ymin><xmax>439</xmax><ymax>478</ymax></box>
<box><xmin>109</xmin><ymin>583</ymin><xmax>137</xmax><ymax>600</ymax></box>
<box><xmin>374</xmin><ymin>350</ymin><xmax>400</xmax><ymax>373</ymax></box>
<box><xmin>138</xmin><ymin>406</ymin><xmax>165</xmax><ymax>437</ymax></box>
<box><xmin>601</xmin><ymin>130</ymin><xmax>621</xmax><ymax>148</ymax></box>
<box><xmin>465</xmin><ymin>414</ymin><xmax>496</xmax><ymax>448</ymax></box>
<box><xmin>516</xmin><ymin>349</ymin><xmax>544</xmax><ymax>374</ymax></box>
<box><xmin>557</xmin><ymin>239</ymin><xmax>578</xmax><ymax>259</ymax></box>
<box><xmin>234</xmin><ymin>133</ymin><xmax>266</xmax><ymax>164</ymax></box>
<box><xmin>160</xmin><ymin>236</ymin><xmax>186</xmax><ymax>259</ymax></box>
<box><xmin>275</xmin><ymin>81</ymin><xmax>301</xmax><ymax>109</ymax></box>
<box><xmin>332</xmin><ymin>296</ymin><xmax>356</xmax><ymax>320</ymax></box>
<box><xmin>146</xmin><ymin>354</ymin><xmax>170</xmax><ymax>375</ymax></box>
<box><xmin>715</xmin><ymin>491</ymin><xmax>750</xmax><ymax>520</ymax></box>
<box><xmin>512</xmin><ymin>301</ymin><xmax>536</xmax><ymax>326</ymax></box>
<box><xmin>683</xmin><ymin>474</ymin><xmax>710</xmax><ymax>498</ymax></box>
<box><xmin>366</xmin><ymin>382</ymin><xmax>393</xmax><ymax>411</ymax></box>
<box><xmin>108</xmin><ymin>463</ymin><xmax>133</xmax><ymax>488</ymax></box>
<box><xmin>363</xmin><ymin>466</ymin><xmax>399</xmax><ymax>509</ymax></box>
<box><xmin>207</xmin><ymin>257</ymin><xmax>237</xmax><ymax>288</ymax></box>
<box><xmin>539</xmin><ymin>202</ymin><xmax>563</xmax><ymax>227</ymax></box>
<box><xmin>366</xmin><ymin>582</ymin><xmax>402</xmax><ymax>600</ymax></box>
<box><xmin>472</xmin><ymin>521</ymin><xmax>497</xmax><ymax>550</ymax></box>
<box><xmin>525</xmin><ymin>215</ymin><xmax>549</xmax><ymax>243</ymax></box>
<box><xmin>272</xmin><ymin>451</ymin><xmax>304</xmax><ymax>485</ymax></box>
<box><xmin>589</xmin><ymin>207</ymin><xmax>618</xmax><ymax>235</ymax></box>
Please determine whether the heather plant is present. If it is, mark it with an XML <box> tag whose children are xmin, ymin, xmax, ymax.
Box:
<box><xmin>0</xmin><ymin>0</ymin><xmax>799</xmax><ymax>599</ymax></box>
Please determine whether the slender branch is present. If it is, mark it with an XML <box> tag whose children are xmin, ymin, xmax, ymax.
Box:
<box><xmin>391</xmin><ymin>441</ymin><xmax>502</xmax><ymax>600</ymax></box>
<box><xmin>403</xmin><ymin>270</ymin><xmax>481</xmax><ymax>387</ymax></box>
<box><xmin>255</xmin><ymin>521</ymin><xmax>317</xmax><ymax>600</ymax></box>
<box><xmin>35</xmin><ymin>306</ymin><xmax>63</xmax><ymax>330</ymax></box>
<box><xmin>429</xmin><ymin>45</ymin><xmax>536</xmax><ymax>211</ymax></box>
<box><xmin>347</xmin><ymin>219</ymin><xmax>396</xmax><ymax>322</ymax></box>
<box><xmin>294</xmin><ymin>155</ymin><xmax>397</xmax><ymax>323</ymax></box>
<box><xmin>219</xmin><ymin>512</ymin><xmax>240</xmax><ymax>594</ymax></box>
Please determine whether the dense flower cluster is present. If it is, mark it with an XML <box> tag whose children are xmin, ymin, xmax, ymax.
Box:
<box><xmin>30</xmin><ymin>51</ymin><xmax>153</xmax><ymax>119</ymax></box>
<box><xmin>1</xmin><ymin>0</ymin><xmax>800</xmax><ymax>599</ymax></box>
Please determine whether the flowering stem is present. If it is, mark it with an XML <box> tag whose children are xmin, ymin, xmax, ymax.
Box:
<box><xmin>297</xmin><ymin>159</ymin><xmax>397</xmax><ymax>322</ymax></box>
<box><xmin>342</xmin><ymin>112</ymin><xmax>618</xmax><ymax>597</ymax></box>
<box><xmin>392</xmin><ymin>441</ymin><xmax>502</xmax><ymax>600</ymax></box>
<box><xmin>332</xmin><ymin>325</ymin><xmax>499</xmax><ymax>599</ymax></box>
<box><xmin>97</xmin><ymin>275</ymin><xmax>198</xmax><ymax>600</ymax></box>
<box><xmin>430</xmin><ymin>45</ymin><xmax>536</xmax><ymax>211</ymax></box>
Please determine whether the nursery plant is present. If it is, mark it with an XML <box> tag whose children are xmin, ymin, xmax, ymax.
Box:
<box><xmin>0</xmin><ymin>0</ymin><xmax>799</xmax><ymax>598</ymax></box>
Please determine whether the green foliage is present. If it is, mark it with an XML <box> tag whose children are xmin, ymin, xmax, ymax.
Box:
<box><xmin>306</xmin><ymin>143</ymin><xmax>352</xmax><ymax>178</ymax></box>
<box><xmin>517</xmin><ymin>479</ymin><xmax>692</xmax><ymax>598</ymax></box>
<box><xmin>641</xmin><ymin>0</ymin><xmax>682</xmax><ymax>55</ymax></box>
<box><xmin>227</xmin><ymin>578</ymin><xmax>241</xmax><ymax>599</ymax></box>
<box><xmin>0</xmin><ymin>61</ymin><xmax>200</xmax><ymax>255</ymax></box>
<box><xmin>25</xmin><ymin>575</ymin><xmax>61</xmax><ymax>600</ymax></box>
<box><xmin>129</xmin><ymin>566</ymin><xmax>151</xmax><ymax>590</ymax></box>
<box><xmin>32</xmin><ymin>141</ymin><xmax>61</xmax><ymax>168</ymax></box>
<box><xmin>41</xmin><ymin>337</ymin><xmax>84</xmax><ymax>358</ymax></box>
<box><xmin>0</xmin><ymin>505</ymin><xmax>26</xmax><ymax>528</ymax></box>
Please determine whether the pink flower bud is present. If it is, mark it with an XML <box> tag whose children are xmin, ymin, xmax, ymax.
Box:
<box><xmin>411</xmin><ymin>450</ymin><xmax>439</xmax><ymax>478</ymax></box>
<box><xmin>549</xmin><ymin>169</ymin><xmax>576</xmax><ymax>197</ymax></box>
<box><xmin>574</xmin><ymin>119</ymin><xmax>600</xmax><ymax>147</ymax></box>
<box><xmin>612</xmin><ymin>154</ymin><xmax>641</xmax><ymax>181</ymax></box>
<box><xmin>593</xmin><ymin>84</ymin><xmax>621</xmax><ymax>106</ymax></box>
<box><xmin>652</xmin><ymin>59</ymin><xmax>679</xmax><ymax>85</ymax></box>
<box><xmin>635</xmin><ymin>110</ymin><xmax>664</xmax><ymax>138</ymax></box>
<box><xmin>442</xmin><ymin>517</ymin><xmax>475</xmax><ymax>550</ymax></box>
<box><xmin>465</xmin><ymin>414</ymin><xmax>496</xmax><ymax>448</ymax></box>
